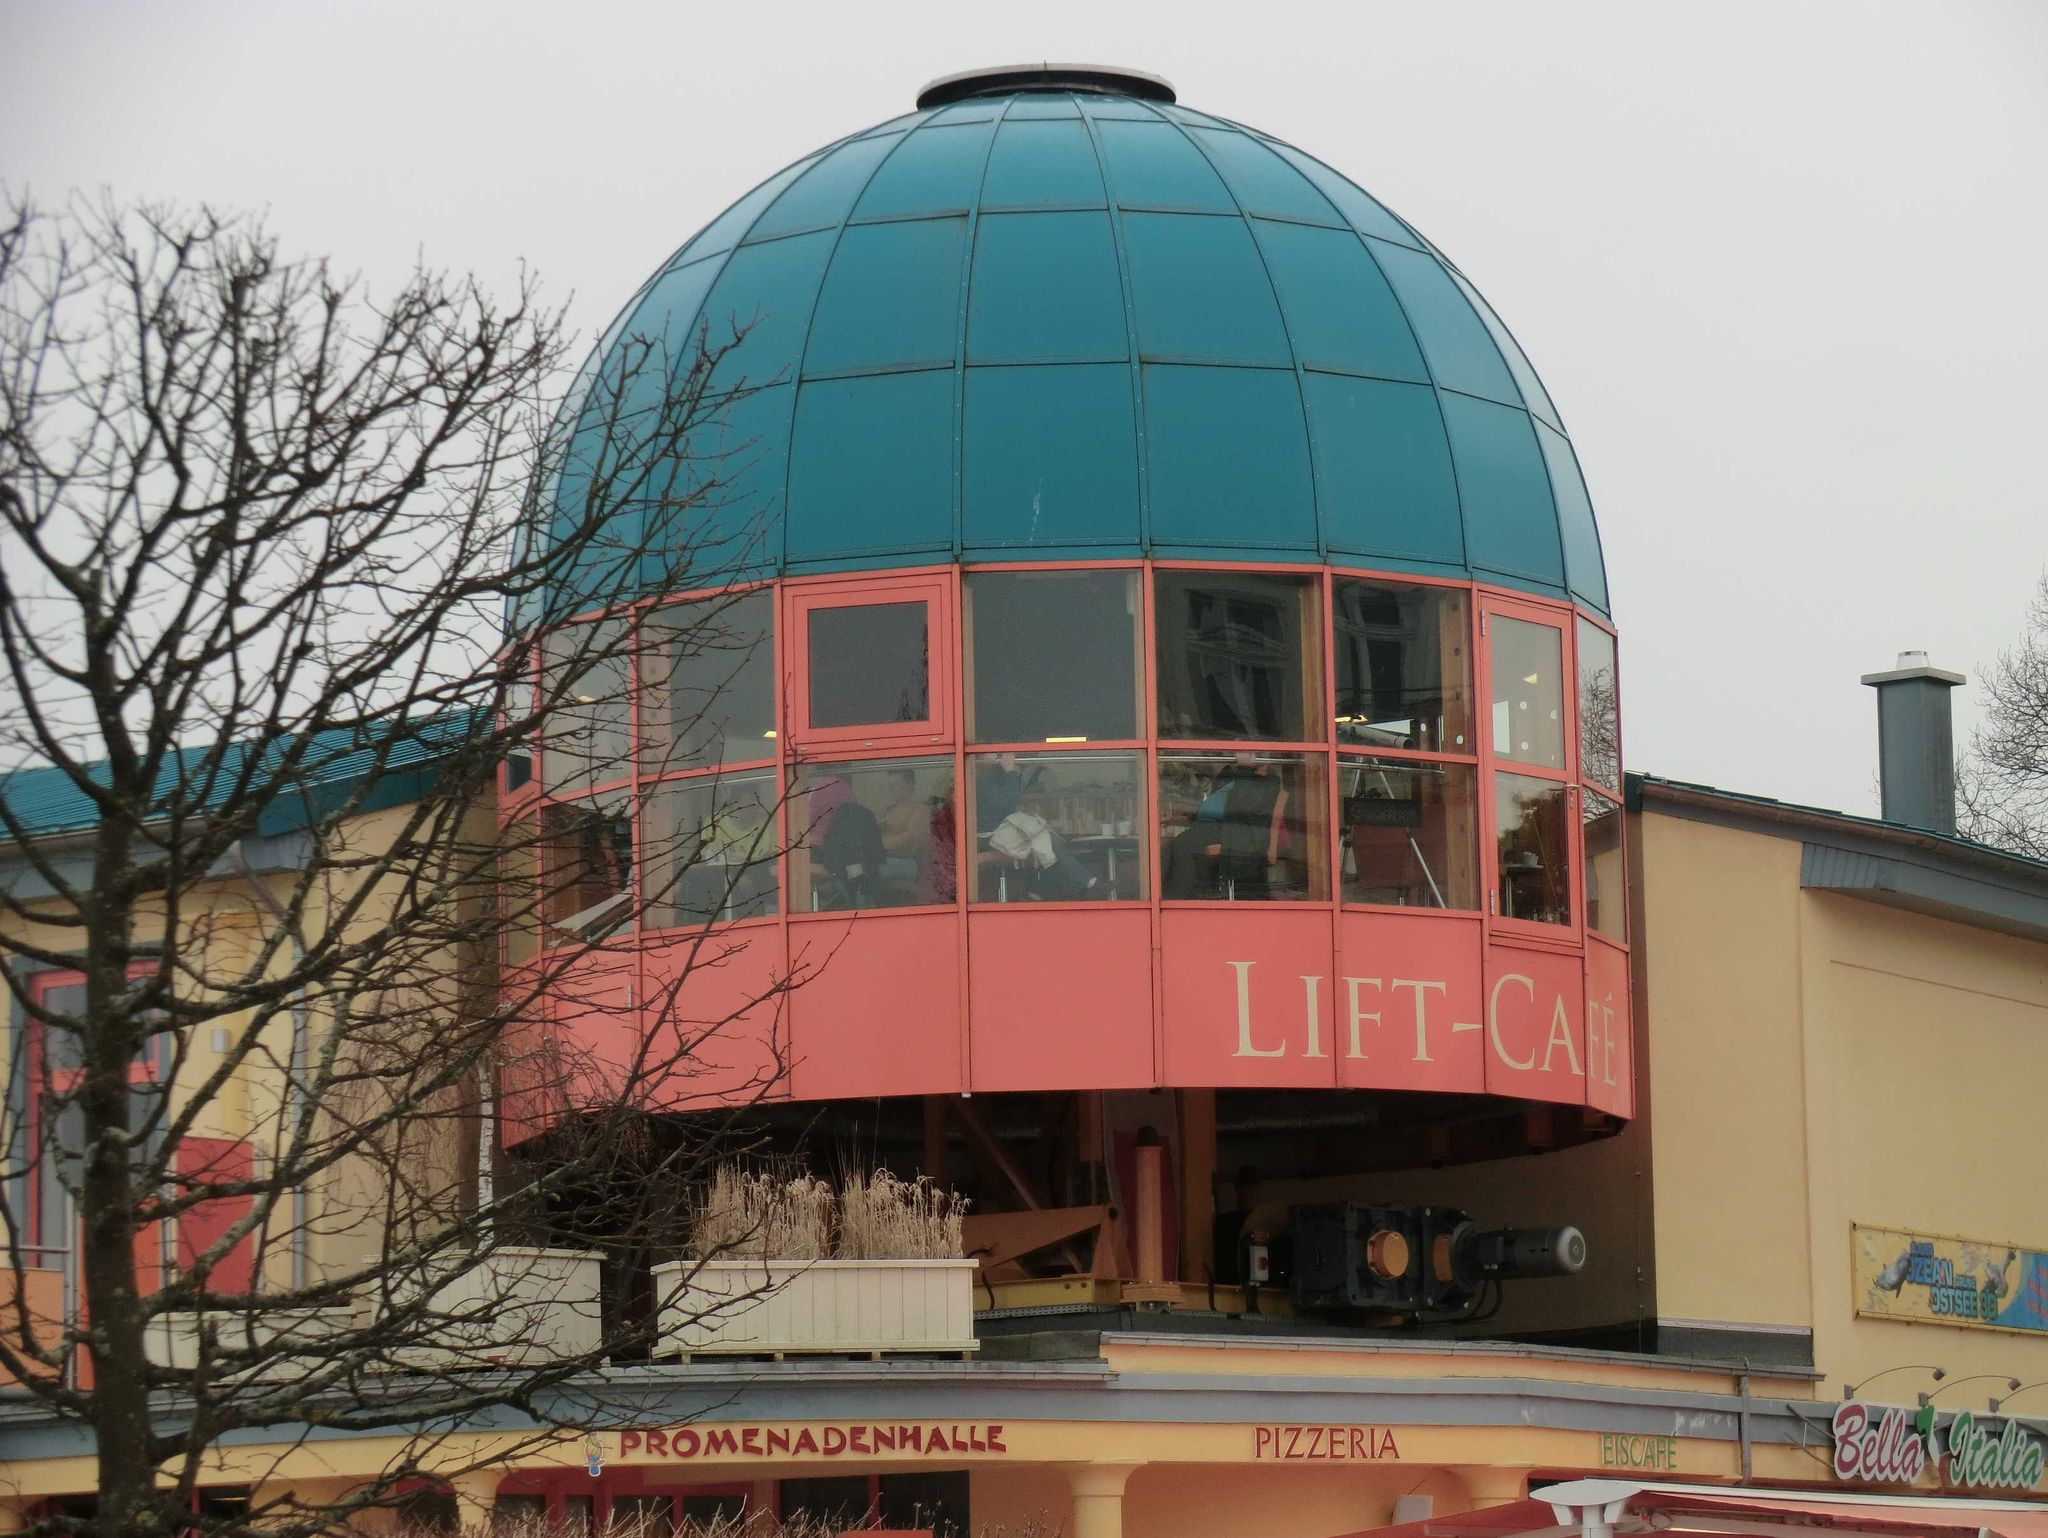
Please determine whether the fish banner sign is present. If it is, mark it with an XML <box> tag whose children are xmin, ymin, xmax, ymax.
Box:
<box><xmin>1854</xmin><ymin>1223</ymin><xmax>2048</xmax><ymax>1336</ymax></box>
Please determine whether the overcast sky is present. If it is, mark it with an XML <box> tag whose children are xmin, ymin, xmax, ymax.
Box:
<box><xmin>5</xmin><ymin>0</ymin><xmax>2044</xmax><ymax>815</ymax></box>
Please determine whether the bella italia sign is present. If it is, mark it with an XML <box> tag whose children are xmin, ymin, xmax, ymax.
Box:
<box><xmin>1832</xmin><ymin>1400</ymin><xmax>2045</xmax><ymax>1492</ymax></box>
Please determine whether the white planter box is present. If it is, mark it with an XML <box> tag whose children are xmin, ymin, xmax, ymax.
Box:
<box><xmin>145</xmin><ymin>1307</ymin><xmax>355</xmax><ymax>1378</ymax></box>
<box><xmin>652</xmin><ymin>1257</ymin><xmax>977</xmax><ymax>1357</ymax></box>
<box><xmin>378</xmin><ymin>1245</ymin><xmax>603</xmax><ymax>1369</ymax></box>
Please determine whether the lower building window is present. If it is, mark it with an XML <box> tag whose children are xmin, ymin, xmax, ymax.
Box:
<box><xmin>793</xmin><ymin>757</ymin><xmax>957</xmax><ymax>910</ymax></box>
<box><xmin>1159</xmin><ymin>751</ymin><xmax>1327</xmax><ymax>901</ymax></box>
<box><xmin>971</xmin><ymin>751</ymin><xmax>1145</xmax><ymax>902</ymax></box>
<box><xmin>642</xmin><ymin>772</ymin><xmax>779</xmax><ymax>928</ymax></box>
<box><xmin>1495</xmin><ymin>771</ymin><xmax>1571</xmax><ymax>924</ymax></box>
<box><xmin>1339</xmin><ymin>756</ymin><xmax>1478</xmax><ymax>910</ymax></box>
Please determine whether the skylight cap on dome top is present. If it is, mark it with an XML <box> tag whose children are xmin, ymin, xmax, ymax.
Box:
<box><xmin>915</xmin><ymin>63</ymin><xmax>1176</xmax><ymax>109</ymax></box>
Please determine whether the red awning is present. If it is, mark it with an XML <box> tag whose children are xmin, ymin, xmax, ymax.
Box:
<box><xmin>1323</xmin><ymin>1480</ymin><xmax>2048</xmax><ymax>1538</ymax></box>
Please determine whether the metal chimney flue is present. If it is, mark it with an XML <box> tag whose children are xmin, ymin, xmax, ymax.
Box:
<box><xmin>1860</xmin><ymin>651</ymin><xmax>1964</xmax><ymax>834</ymax></box>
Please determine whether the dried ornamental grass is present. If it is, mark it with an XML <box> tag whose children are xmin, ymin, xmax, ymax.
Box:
<box><xmin>837</xmin><ymin>1169</ymin><xmax>967</xmax><ymax>1260</ymax></box>
<box><xmin>689</xmin><ymin>1167</ymin><xmax>836</xmax><ymax>1261</ymax></box>
<box><xmin>690</xmin><ymin>1166</ymin><xmax>967</xmax><ymax>1263</ymax></box>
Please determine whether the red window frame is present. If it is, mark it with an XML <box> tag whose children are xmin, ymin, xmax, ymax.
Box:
<box><xmin>20</xmin><ymin>964</ymin><xmax>171</xmax><ymax>1268</ymax></box>
<box><xmin>1329</xmin><ymin>567</ymin><xmax>1484</xmax><ymax>916</ymax></box>
<box><xmin>785</xmin><ymin>572</ymin><xmax>955</xmax><ymax>752</ymax></box>
<box><xmin>1574</xmin><ymin>609</ymin><xmax>1628</xmax><ymax>946</ymax></box>
<box><xmin>1479</xmin><ymin>595</ymin><xmax>1581</xmax><ymax>942</ymax></box>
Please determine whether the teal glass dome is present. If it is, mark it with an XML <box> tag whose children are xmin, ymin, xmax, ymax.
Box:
<box><xmin>550</xmin><ymin>68</ymin><xmax>1608</xmax><ymax>615</ymax></box>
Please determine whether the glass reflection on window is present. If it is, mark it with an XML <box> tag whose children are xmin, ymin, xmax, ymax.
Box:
<box><xmin>1159</xmin><ymin>752</ymin><xmax>1326</xmax><ymax>901</ymax></box>
<box><xmin>809</xmin><ymin>602</ymin><xmax>929</xmax><ymax>728</ymax></box>
<box><xmin>1489</xmin><ymin>616</ymin><xmax>1566</xmax><ymax>770</ymax></box>
<box><xmin>1155</xmin><ymin>572</ymin><xmax>1321</xmax><ymax>743</ymax></box>
<box><xmin>1582</xmin><ymin>788</ymin><xmax>1625</xmax><ymax>940</ymax></box>
<box><xmin>967</xmin><ymin>570</ymin><xmax>1140</xmax><ymax>744</ymax></box>
<box><xmin>1334</xmin><ymin>580</ymin><xmax>1471</xmax><ymax>752</ymax></box>
<box><xmin>643</xmin><ymin>590</ymin><xmax>776</xmax><ymax>775</ymax></box>
<box><xmin>1495</xmin><ymin>772</ymin><xmax>1571</xmax><ymax>925</ymax></box>
<box><xmin>542</xmin><ymin>619</ymin><xmax>631</xmax><ymax>797</ymax></box>
<box><xmin>1339</xmin><ymin>757</ymin><xmax>1478</xmax><ymax>910</ymax></box>
<box><xmin>971</xmin><ymin>752</ymin><xmax>1144</xmax><ymax>902</ymax></box>
<box><xmin>642</xmin><ymin>771</ymin><xmax>779</xmax><ymax>928</ymax></box>
<box><xmin>542</xmin><ymin>797</ymin><xmax>634</xmax><ymax>940</ymax></box>
<box><xmin>1577</xmin><ymin>616</ymin><xmax>1620</xmax><ymax>791</ymax></box>
<box><xmin>792</xmin><ymin>757</ymin><xmax>955</xmax><ymax>910</ymax></box>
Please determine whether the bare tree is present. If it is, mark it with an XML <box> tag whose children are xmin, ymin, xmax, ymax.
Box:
<box><xmin>1958</xmin><ymin>571</ymin><xmax>2048</xmax><ymax>859</ymax></box>
<box><xmin>0</xmin><ymin>195</ymin><xmax>799</xmax><ymax>1538</ymax></box>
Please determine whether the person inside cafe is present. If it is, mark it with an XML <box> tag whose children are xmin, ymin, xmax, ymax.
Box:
<box><xmin>1163</xmin><ymin>756</ymin><xmax>1291</xmax><ymax>900</ymax></box>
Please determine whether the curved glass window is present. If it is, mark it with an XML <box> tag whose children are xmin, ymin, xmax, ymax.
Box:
<box><xmin>970</xmin><ymin>751</ymin><xmax>1145</xmax><ymax>902</ymax></box>
<box><xmin>541</xmin><ymin>619</ymin><xmax>631</xmax><ymax>797</ymax></box>
<box><xmin>643</xmin><ymin>771</ymin><xmax>779</xmax><ymax>928</ymax></box>
<box><xmin>1488</xmin><ymin>616</ymin><xmax>1565</xmax><ymax>771</ymax></box>
<box><xmin>966</xmin><ymin>570</ymin><xmax>1140</xmax><ymax>744</ymax></box>
<box><xmin>643</xmin><ymin>591</ymin><xmax>776</xmax><ymax>776</ymax></box>
<box><xmin>1334</xmin><ymin>580</ymin><xmax>1471</xmax><ymax>752</ymax></box>
<box><xmin>1576</xmin><ymin>616</ymin><xmax>1620</xmax><ymax>792</ymax></box>
<box><xmin>1582</xmin><ymin>788</ymin><xmax>1625</xmax><ymax>940</ymax></box>
<box><xmin>1339</xmin><ymin>757</ymin><xmax>1478</xmax><ymax>910</ymax></box>
<box><xmin>1155</xmin><ymin>571</ymin><xmax>1321</xmax><ymax>742</ymax></box>
<box><xmin>542</xmin><ymin>796</ymin><xmax>633</xmax><ymax>940</ymax></box>
<box><xmin>1159</xmin><ymin>751</ymin><xmax>1326</xmax><ymax>901</ymax></box>
<box><xmin>1495</xmin><ymin>772</ymin><xmax>1571</xmax><ymax>925</ymax></box>
<box><xmin>792</xmin><ymin>757</ymin><xmax>955</xmax><ymax>911</ymax></box>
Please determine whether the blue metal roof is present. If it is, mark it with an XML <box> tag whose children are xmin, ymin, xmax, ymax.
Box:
<box><xmin>543</xmin><ymin>82</ymin><xmax>1609</xmax><ymax>615</ymax></box>
<box><xmin>0</xmin><ymin>712</ymin><xmax>476</xmax><ymax>843</ymax></box>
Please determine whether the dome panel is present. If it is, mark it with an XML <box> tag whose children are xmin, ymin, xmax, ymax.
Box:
<box><xmin>1439</xmin><ymin>393</ymin><xmax>1564</xmax><ymax>584</ymax></box>
<box><xmin>1095</xmin><ymin>119</ymin><xmax>1236</xmax><ymax>212</ymax></box>
<box><xmin>1187</xmin><ymin>127</ymin><xmax>1341</xmax><ymax>225</ymax></box>
<box><xmin>1261</xmin><ymin>141</ymin><xmax>1421</xmax><ymax>249</ymax></box>
<box><xmin>1077</xmin><ymin>94</ymin><xmax>1162</xmax><ymax>122</ymax></box>
<box><xmin>546</xmin><ymin>81</ymin><xmax>1613</xmax><ymax>615</ymax></box>
<box><xmin>926</xmin><ymin>98</ymin><xmax>1003</xmax><ymax>125</ymax></box>
<box><xmin>1536</xmin><ymin>422</ymin><xmax>1607</xmax><ymax>611</ymax></box>
<box><xmin>697</xmin><ymin>231</ymin><xmax>835</xmax><ymax>395</ymax></box>
<box><xmin>1252</xmin><ymin>220</ymin><xmax>1428</xmax><ymax>382</ymax></box>
<box><xmin>788</xmin><ymin>371</ymin><xmax>954</xmax><ymax>560</ymax></box>
<box><xmin>980</xmin><ymin>118</ymin><xmax>1106</xmax><ymax>209</ymax></box>
<box><xmin>1123</xmin><ymin>212</ymin><xmax>1290</xmax><ymax>365</ymax></box>
<box><xmin>674</xmin><ymin>154</ymin><xmax>822</xmax><ymax>265</ymax></box>
<box><xmin>802</xmin><ymin>217</ymin><xmax>966</xmax><ymax>376</ymax></box>
<box><xmin>1370</xmin><ymin>240</ymin><xmax>1524</xmax><ymax>409</ymax></box>
<box><xmin>1302</xmin><ymin>375</ymin><xmax>1463</xmax><ymax>566</ymax></box>
<box><xmin>667</xmin><ymin>382</ymin><xmax>793</xmax><ymax>584</ymax></box>
<box><xmin>963</xmin><ymin>364</ymin><xmax>1140</xmax><ymax>550</ymax></box>
<box><xmin>966</xmin><ymin>211</ymin><xmax>1128</xmax><ymax>364</ymax></box>
<box><xmin>1452</xmin><ymin>269</ymin><xmax>1563</xmax><ymax>433</ymax></box>
<box><xmin>852</xmin><ymin>119</ymin><xmax>997</xmax><ymax>219</ymax></box>
<box><xmin>1003</xmin><ymin>93</ymin><xmax>1081</xmax><ymax>119</ymax></box>
<box><xmin>750</xmin><ymin>133</ymin><xmax>903</xmax><ymax>241</ymax></box>
<box><xmin>1143</xmin><ymin>364</ymin><xmax>1315</xmax><ymax>550</ymax></box>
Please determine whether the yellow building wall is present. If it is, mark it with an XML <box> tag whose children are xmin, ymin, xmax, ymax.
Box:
<box><xmin>1796</xmin><ymin>891</ymin><xmax>2048</xmax><ymax>1400</ymax></box>
<box><xmin>1636</xmin><ymin>805</ymin><xmax>2048</xmax><ymax>1405</ymax></box>
<box><xmin>1637</xmin><ymin>811</ymin><xmax>1815</xmax><ymax>1336</ymax></box>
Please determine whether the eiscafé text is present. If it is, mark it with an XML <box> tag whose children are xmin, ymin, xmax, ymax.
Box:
<box><xmin>618</xmin><ymin>1424</ymin><xmax>1007</xmax><ymax>1460</ymax></box>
